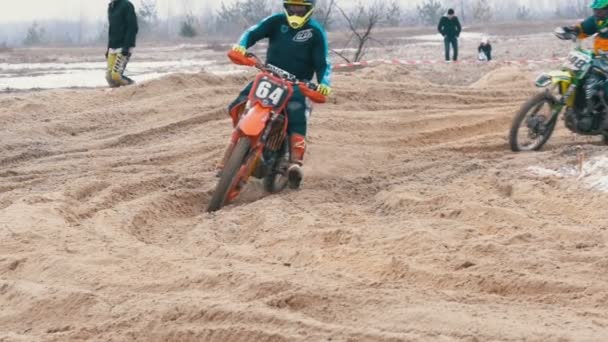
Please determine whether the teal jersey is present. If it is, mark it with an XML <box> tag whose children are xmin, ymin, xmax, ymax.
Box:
<box><xmin>579</xmin><ymin>16</ymin><xmax>608</xmax><ymax>37</ymax></box>
<box><xmin>578</xmin><ymin>16</ymin><xmax>608</xmax><ymax>52</ymax></box>
<box><xmin>238</xmin><ymin>14</ymin><xmax>332</xmax><ymax>87</ymax></box>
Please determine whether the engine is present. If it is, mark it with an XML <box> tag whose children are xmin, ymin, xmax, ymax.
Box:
<box><xmin>564</xmin><ymin>107</ymin><xmax>606</xmax><ymax>134</ymax></box>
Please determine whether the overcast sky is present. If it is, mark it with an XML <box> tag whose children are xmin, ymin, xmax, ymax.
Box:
<box><xmin>0</xmin><ymin>0</ymin><xmax>556</xmax><ymax>23</ymax></box>
<box><xmin>0</xmin><ymin>0</ymin><xmax>216</xmax><ymax>22</ymax></box>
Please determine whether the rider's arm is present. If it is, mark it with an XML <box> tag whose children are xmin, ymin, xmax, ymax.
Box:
<box><xmin>437</xmin><ymin>17</ymin><xmax>444</xmax><ymax>36</ymax></box>
<box><xmin>237</xmin><ymin>14</ymin><xmax>283</xmax><ymax>49</ymax></box>
<box><xmin>577</xmin><ymin>16</ymin><xmax>598</xmax><ymax>39</ymax></box>
<box><xmin>311</xmin><ymin>23</ymin><xmax>332</xmax><ymax>87</ymax></box>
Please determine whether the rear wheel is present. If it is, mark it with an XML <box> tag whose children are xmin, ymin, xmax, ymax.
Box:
<box><xmin>207</xmin><ymin>138</ymin><xmax>251</xmax><ymax>212</ymax></box>
<box><xmin>509</xmin><ymin>92</ymin><xmax>559</xmax><ymax>152</ymax></box>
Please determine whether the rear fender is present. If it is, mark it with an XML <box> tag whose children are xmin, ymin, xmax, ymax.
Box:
<box><xmin>238</xmin><ymin>104</ymin><xmax>271</xmax><ymax>137</ymax></box>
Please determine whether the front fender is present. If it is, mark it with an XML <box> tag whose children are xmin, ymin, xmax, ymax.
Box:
<box><xmin>238</xmin><ymin>104</ymin><xmax>271</xmax><ymax>137</ymax></box>
<box><xmin>536</xmin><ymin>71</ymin><xmax>572</xmax><ymax>88</ymax></box>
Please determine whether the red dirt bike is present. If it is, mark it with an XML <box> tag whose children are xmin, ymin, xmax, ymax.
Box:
<box><xmin>207</xmin><ymin>51</ymin><xmax>326</xmax><ymax>212</ymax></box>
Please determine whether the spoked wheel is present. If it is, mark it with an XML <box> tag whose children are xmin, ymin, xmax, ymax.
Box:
<box><xmin>207</xmin><ymin>138</ymin><xmax>251</xmax><ymax>212</ymax></box>
<box><xmin>509</xmin><ymin>92</ymin><xmax>559</xmax><ymax>152</ymax></box>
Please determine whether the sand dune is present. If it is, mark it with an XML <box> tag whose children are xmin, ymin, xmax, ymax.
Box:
<box><xmin>1</xmin><ymin>63</ymin><xmax>608</xmax><ymax>341</ymax></box>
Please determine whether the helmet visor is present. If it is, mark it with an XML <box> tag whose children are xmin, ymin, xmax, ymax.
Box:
<box><xmin>595</xmin><ymin>8</ymin><xmax>608</xmax><ymax>20</ymax></box>
<box><xmin>285</xmin><ymin>4</ymin><xmax>310</xmax><ymax>17</ymax></box>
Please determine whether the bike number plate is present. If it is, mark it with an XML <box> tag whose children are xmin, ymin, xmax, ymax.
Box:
<box><xmin>564</xmin><ymin>50</ymin><xmax>592</xmax><ymax>71</ymax></box>
<box><xmin>252</xmin><ymin>77</ymin><xmax>289</xmax><ymax>109</ymax></box>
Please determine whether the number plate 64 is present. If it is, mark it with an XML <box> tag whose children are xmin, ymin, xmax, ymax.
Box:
<box><xmin>252</xmin><ymin>77</ymin><xmax>289</xmax><ymax>109</ymax></box>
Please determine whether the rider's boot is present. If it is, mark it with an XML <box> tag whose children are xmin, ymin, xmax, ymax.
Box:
<box><xmin>287</xmin><ymin>134</ymin><xmax>306</xmax><ymax>189</ymax></box>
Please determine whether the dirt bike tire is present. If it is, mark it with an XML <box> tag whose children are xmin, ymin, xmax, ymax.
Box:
<box><xmin>263</xmin><ymin>171</ymin><xmax>288</xmax><ymax>194</ymax></box>
<box><xmin>207</xmin><ymin>138</ymin><xmax>251</xmax><ymax>212</ymax></box>
<box><xmin>509</xmin><ymin>92</ymin><xmax>558</xmax><ymax>152</ymax></box>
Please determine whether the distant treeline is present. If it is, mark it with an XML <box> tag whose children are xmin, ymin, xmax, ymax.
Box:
<box><xmin>0</xmin><ymin>0</ymin><xmax>591</xmax><ymax>47</ymax></box>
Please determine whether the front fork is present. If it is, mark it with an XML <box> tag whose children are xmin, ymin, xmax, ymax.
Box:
<box><xmin>221</xmin><ymin>110</ymin><xmax>284</xmax><ymax>182</ymax></box>
<box><xmin>525</xmin><ymin>85</ymin><xmax>564</xmax><ymax>137</ymax></box>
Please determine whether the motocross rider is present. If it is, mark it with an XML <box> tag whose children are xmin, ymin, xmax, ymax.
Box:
<box><xmin>222</xmin><ymin>0</ymin><xmax>332</xmax><ymax>189</ymax></box>
<box><xmin>562</xmin><ymin>0</ymin><xmax>608</xmax><ymax>122</ymax></box>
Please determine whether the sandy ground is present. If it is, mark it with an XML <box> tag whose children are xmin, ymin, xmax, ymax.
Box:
<box><xmin>2</xmin><ymin>30</ymin><xmax>608</xmax><ymax>341</ymax></box>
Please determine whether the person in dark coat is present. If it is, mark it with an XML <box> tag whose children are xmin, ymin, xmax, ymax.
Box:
<box><xmin>437</xmin><ymin>9</ymin><xmax>462</xmax><ymax>61</ymax></box>
<box><xmin>105</xmin><ymin>0</ymin><xmax>139</xmax><ymax>87</ymax></box>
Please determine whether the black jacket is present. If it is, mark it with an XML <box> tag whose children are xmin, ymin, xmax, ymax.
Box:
<box><xmin>108</xmin><ymin>0</ymin><xmax>138</xmax><ymax>49</ymax></box>
<box><xmin>437</xmin><ymin>16</ymin><xmax>461</xmax><ymax>38</ymax></box>
<box><xmin>478</xmin><ymin>43</ymin><xmax>492</xmax><ymax>60</ymax></box>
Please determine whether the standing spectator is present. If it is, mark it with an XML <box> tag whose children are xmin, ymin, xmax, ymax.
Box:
<box><xmin>478</xmin><ymin>36</ymin><xmax>492</xmax><ymax>61</ymax></box>
<box><xmin>437</xmin><ymin>9</ymin><xmax>462</xmax><ymax>62</ymax></box>
<box><xmin>105</xmin><ymin>0</ymin><xmax>139</xmax><ymax>87</ymax></box>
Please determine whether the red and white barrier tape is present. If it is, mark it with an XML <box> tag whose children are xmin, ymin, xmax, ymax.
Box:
<box><xmin>333</xmin><ymin>57</ymin><xmax>567</xmax><ymax>69</ymax></box>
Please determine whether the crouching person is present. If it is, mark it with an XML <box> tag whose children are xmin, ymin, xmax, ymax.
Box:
<box><xmin>478</xmin><ymin>36</ymin><xmax>492</xmax><ymax>62</ymax></box>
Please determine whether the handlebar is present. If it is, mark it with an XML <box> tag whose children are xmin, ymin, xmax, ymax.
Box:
<box><xmin>554</xmin><ymin>27</ymin><xmax>582</xmax><ymax>48</ymax></box>
<box><xmin>227</xmin><ymin>49</ymin><xmax>327</xmax><ymax>104</ymax></box>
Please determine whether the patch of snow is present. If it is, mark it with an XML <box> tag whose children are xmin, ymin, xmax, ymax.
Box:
<box><xmin>0</xmin><ymin>59</ymin><xmax>241</xmax><ymax>90</ymax></box>
<box><xmin>528</xmin><ymin>155</ymin><xmax>608</xmax><ymax>192</ymax></box>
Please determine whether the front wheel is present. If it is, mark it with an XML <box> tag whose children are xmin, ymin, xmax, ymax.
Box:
<box><xmin>207</xmin><ymin>138</ymin><xmax>251</xmax><ymax>212</ymax></box>
<box><xmin>509</xmin><ymin>92</ymin><xmax>559</xmax><ymax>152</ymax></box>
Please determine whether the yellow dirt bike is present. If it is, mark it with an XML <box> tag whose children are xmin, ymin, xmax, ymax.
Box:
<box><xmin>509</xmin><ymin>27</ymin><xmax>608</xmax><ymax>151</ymax></box>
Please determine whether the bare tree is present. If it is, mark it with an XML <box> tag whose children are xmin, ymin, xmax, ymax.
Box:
<box><xmin>240</xmin><ymin>0</ymin><xmax>273</xmax><ymax>26</ymax></box>
<box><xmin>23</xmin><ymin>22</ymin><xmax>46</xmax><ymax>46</ymax></box>
<box><xmin>138</xmin><ymin>0</ymin><xmax>159</xmax><ymax>34</ymax></box>
<box><xmin>516</xmin><ymin>6</ymin><xmax>532</xmax><ymax>21</ymax></box>
<box><xmin>417</xmin><ymin>0</ymin><xmax>445</xmax><ymax>26</ymax></box>
<box><xmin>216</xmin><ymin>2</ymin><xmax>241</xmax><ymax>29</ymax></box>
<box><xmin>472</xmin><ymin>0</ymin><xmax>493</xmax><ymax>22</ymax></box>
<box><xmin>334</xmin><ymin>1</ymin><xmax>386</xmax><ymax>63</ymax></box>
<box><xmin>552</xmin><ymin>0</ymin><xmax>588</xmax><ymax>19</ymax></box>
<box><xmin>386</xmin><ymin>0</ymin><xmax>402</xmax><ymax>27</ymax></box>
<box><xmin>215</xmin><ymin>0</ymin><xmax>272</xmax><ymax>34</ymax></box>
<box><xmin>179</xmin><ymin>13</ymin><xmax>198</xmax><ymax>38</ymax></box>
<box><xmin>314</xmin><ymin>0</ymin><xmax>336</xmax><ymax>29</ymax></box>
